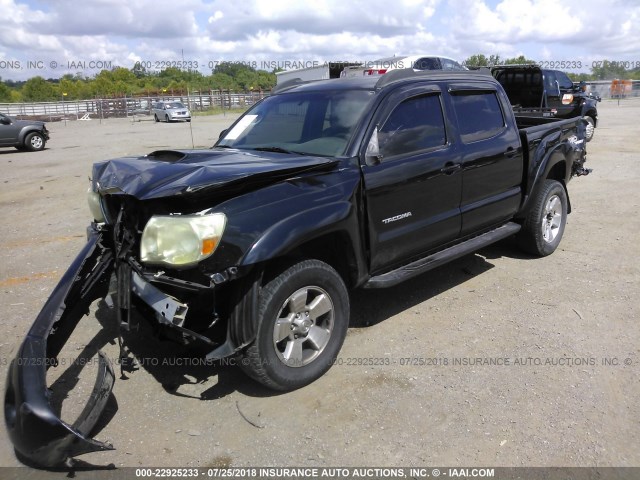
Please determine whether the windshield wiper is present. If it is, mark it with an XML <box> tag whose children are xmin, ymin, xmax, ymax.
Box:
<box><xmin>252</xmin><ymin>146</ymin><xmax>294</xmax><ymax>154</ymax></box>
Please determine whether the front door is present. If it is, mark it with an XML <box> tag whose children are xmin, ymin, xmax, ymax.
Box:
<box><xmin>362</xmin><ymin>84</ymin><xmax>462</xmax><ymax>273</ymax></box>
<box><xmin>544</xmin><ymin>70</ymin><xmax>576</xmax><ymax>117</ymax></box>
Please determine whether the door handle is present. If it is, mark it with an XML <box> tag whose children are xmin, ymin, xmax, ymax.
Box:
<box><xmin>505</xmin><ymin>147</ymin><xmax>518</xmax><ymax>158</ymax></box>
<box><xmin>440</xmin><ymin>163</ymin><xmax>461</xmax><ymax>174</ymax></box>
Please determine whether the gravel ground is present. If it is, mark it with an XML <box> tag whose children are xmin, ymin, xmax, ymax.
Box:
<box><xmin>0</xmin><ymin>100</ymin><xmax>638</xmax><ymax>473</ymax></box>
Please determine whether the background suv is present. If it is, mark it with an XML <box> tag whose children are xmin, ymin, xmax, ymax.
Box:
<box><xmin>0</xmin><ymin>113</ymin><xmax>49</xmax><ymax>151</ymax></box>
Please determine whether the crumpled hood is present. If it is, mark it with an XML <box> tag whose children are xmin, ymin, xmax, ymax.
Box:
<box><xmin>92</xmin><ymin>149</ymin><xmax>338</xmax><ymax>200</ymax></box>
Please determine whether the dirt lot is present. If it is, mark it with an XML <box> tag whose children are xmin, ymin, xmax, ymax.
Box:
<box><xmin>0</xmin><ymin>101</ymin><xmax>638</xmax><ymax>472</ymax></box>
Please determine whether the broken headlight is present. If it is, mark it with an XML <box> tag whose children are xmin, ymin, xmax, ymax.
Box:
<box><xmin>87</xmin><ymin>187</ymin><xmax>106</xmax><ymax>223</ymax></box>
<box><xmin>140</xmin><ymin>212</ymin><xmax>226</xmax><ymax>267</ymax></box>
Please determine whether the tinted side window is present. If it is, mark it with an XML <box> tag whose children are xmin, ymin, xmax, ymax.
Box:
<box><xmin>441</xmin><ymin>58</ymin><xmax>463</xmax><ymax>70</ymax></box>
<box><xmin>554</xmin><ymin>70</ymin><xmax>573</xmax><ymax>89</ymax></box>
<box><xmin>543</xmin><ymin>71</ymin><xmax>557</xmax><ymax>91</ymax></box>
<box><xmin>379</xmin><ymin>94</ymin><xmax>446</xmax><ymax>158</ymax></box>
<box><xmin>413</xmin><ymin>57</ymin><xmax>441</xmax><ymax>70</ymax></box>
<box><xmin>451</xmin><ymin>91</ymin><xmax>505</xmax><ymax>143</ymax></box>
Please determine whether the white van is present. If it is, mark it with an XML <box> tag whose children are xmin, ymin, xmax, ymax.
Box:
<box><xmin>341</xmin><ymin>55</ymin><xmax>466</xmax><ymax>77</ymax></box>
<box><xmin>275</xmin><ymin>62</ymin><xmax>362</xmax><ymax>85</ymax></box>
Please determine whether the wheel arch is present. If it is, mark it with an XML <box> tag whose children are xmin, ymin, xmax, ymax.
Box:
<box><xmin>518</xmin><ymin>155</ymin><xmax>571</xmax><ymax>220</ymax></box>
<box><xmin>584</xmin><ymin>109</ymin><xmax>597</xmax><ymax>126</ymax></box>
<box><xmin>18</xmin><ymin>126</ymin><xmax>40</xmax><ymax>145</ymax></box>
<box><xmin>545</xmin><ymin>161</ymin><xmax>572</xmax><ymax>214</ymax></box>
<box><xmin>261</xmin><ymin>230</ymin><xmax>361</xmax><ymax>290</ymax></box>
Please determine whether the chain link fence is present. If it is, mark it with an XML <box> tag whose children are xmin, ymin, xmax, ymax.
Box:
<box><xmin>0</xmin><ymin>90</ymin><xmax>268</xmax><ymax>121</ymax></box>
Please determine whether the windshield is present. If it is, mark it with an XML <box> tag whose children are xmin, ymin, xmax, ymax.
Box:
<box><xmin>168</xmin><ymin>102</ymin><xmax>186</xmax><ymax>109</ymax></box>
<box><xmin>217</xmin><ymin>90</ymin><xmax>374</xmax><ymax>157</ymax></box>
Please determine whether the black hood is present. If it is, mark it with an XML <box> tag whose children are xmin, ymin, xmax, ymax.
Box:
<box><xmin>92</xmin><ymin>148</ymin><xmax>338</xmax><ymax>200</ymax></box>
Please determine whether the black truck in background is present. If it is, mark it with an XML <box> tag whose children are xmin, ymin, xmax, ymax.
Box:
<box><xmin>5</xmin><ymin>69</ymin><xmax>590</xmax><ymax>468</ymax></box>
<box><xmin>492</xmin><ymin>65</ymin><xmax>600</xmax><ymax>141</ymax></box>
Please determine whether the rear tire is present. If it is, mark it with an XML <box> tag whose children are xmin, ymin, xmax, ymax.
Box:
<box><xmin>517</xmin><ymin>179</ymin><xmax>567</xmax><ymax>256</ymax></box>
<box><xmin>154</xmin><ymin>114</ymin><xmax>159</xmax><ymax>122</ymax></box>
<box><xmin>239</xmin><ymin>260</ymin><xmax>349</xmax><ymax>391</ymax></box>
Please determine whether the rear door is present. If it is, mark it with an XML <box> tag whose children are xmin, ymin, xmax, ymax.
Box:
<box><xmin>362</xmin><ymin>83</ymin><xmax>462</xmax><ymax>273</ymax></box>
<box><xmin>448</xmin><ymin>83</ymin><xmax>523</xmax><ymax>235</ymax></box>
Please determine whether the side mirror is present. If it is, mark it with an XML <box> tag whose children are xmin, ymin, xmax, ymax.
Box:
<box><xmin>365</xmin><ymin>127</ymin><xmax>383</xmax><ymax>166</ymax></box>
<box><xmin>0</xmin><ymin>117</ymin><xmax>11</xmax><ymax>125</ymax></box>
<box><xmin>218</xmin><ymin>129</ymin><xmax>228</xmax><ymax>140</ymax></box>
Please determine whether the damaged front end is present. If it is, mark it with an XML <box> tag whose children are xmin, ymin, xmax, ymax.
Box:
<box><xmin>4</xmin><ymin>217</ymin><xmax>226</xmax><ymax>468</ymax></box>
<box><xmin>4</xmin><ymin>228</ymin><xmax>115</xmax><ymax>467</ymax></box>
<box><xmin>4</xmin><ymin>149</ymin><xmax>337</xmax><ymax>467</ymax></box>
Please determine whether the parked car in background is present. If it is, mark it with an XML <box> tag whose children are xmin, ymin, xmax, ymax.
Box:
<box><xmin>0</xmin><ymin>113</ymin><xmax>49</xmax><ymax>151</ymax></box>
<box><xmin>341</xmin><ymin>54</ymin><xmax>466</xmax><ymax>77</ymax></box>
<box><xmin>491</xmin><ymin>65</ymin><xmax>599</xmax><ymax>141</ymax></box>
<box><xmin>152</xmin><ymin>101</ymin><xmax>191</xmax><ymax>123</ymax></box>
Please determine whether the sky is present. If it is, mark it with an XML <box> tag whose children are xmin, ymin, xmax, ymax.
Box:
<box><xmin>1</xmin><ymin>0</ymin><xmax>639</xmax><ymax>81</ymax></box>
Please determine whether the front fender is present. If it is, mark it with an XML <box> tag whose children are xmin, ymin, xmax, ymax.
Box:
<box><xmin>4</xmin><ymin>228</ymin><xmax>115</xmax><ymax>467</ymax></box>
<box><xmin>240</xmin><ymin>201</ymin><xmax>355</xmax><ymax>266</ymax></box>
<box><xmin>205</xmin><ymin>201</ymin><xmax>358</xmax><ymax>360</ymax></box>
<box><xmin>17</xmin><ymin>127</ymin><xmax>40</xmax><ymax>144</ymax></box>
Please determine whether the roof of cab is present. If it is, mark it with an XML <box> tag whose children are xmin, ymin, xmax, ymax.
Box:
<box><xmin>273</xmin><ymin>69</ymin><xmax>496</xmax><ymax>94</ymax></box>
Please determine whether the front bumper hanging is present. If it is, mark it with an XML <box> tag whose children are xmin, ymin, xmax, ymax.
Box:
<box><xmin>4</xmin><ymin>229</ymin><xmax>115</xmax><ymax>467</ymax></box>
<box><xmin>4</xmin><ymin>223</ymin><xmax>235</xmax><ymax>468</ymax></box>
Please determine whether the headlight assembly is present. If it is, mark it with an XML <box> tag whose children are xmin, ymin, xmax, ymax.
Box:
<box><xmin>140</xmin><ymin>213</ymin><xmax>227</xmax><ymax>267</ymax></box>
<box><xmin>87</xmin><ymin>187</ymin><xmax>106</xmax><ymax>223</ymax></box>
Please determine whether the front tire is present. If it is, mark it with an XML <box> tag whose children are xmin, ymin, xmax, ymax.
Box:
<box><xmin>24</xmin><ymin>132</ymin><xmax>45</xmax><ymax>151</ymax></box>
<box><xmin>239</xmin><ymin>260</ymin><xmax>349</xmax><ymax>391</ymax></box>
<box><xmin>154</xmin><ymin>114</ymin><xmax>159</xmax><ymax>122</ymax></box>
<box><xmin>583</xmin><ymin>115</ymin><xmax>595</xmax><ymax>142</ymax></box>
<box><xmin>165</xmin><ymin>115</ymin><xmax>170</xmax><ymax>123</ymax></box>
<box><xmin>517</xmin><ymin>179</ymin><xmax>568</xmax><ymax>256</ymax></box>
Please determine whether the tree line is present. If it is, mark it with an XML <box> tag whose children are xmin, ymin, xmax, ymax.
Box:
<box><xmin>1</xmin><ymin>55</ymin><xmax>639</xmax><ymax>103</ymax></box>
<box><xmin>0</xmin><ymin>62</ymin><xmax>277</xmax><ymax>102</ymax></box>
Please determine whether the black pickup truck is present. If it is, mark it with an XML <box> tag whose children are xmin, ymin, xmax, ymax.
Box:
<box><xmin>5</xmin><ymin>70</ymin><xmax>590</xmax><ymax>467</ymax></box>
<box><xmin>491</xmin><ymin>65</ymin><xmax>600</xmax><ymax>141</ymax></box>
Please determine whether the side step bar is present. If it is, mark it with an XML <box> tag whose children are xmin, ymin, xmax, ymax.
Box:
<box><xmin>364</xmin><ymin>222</ymin><xmax>521</xmax><ymax>289</ymax></box>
